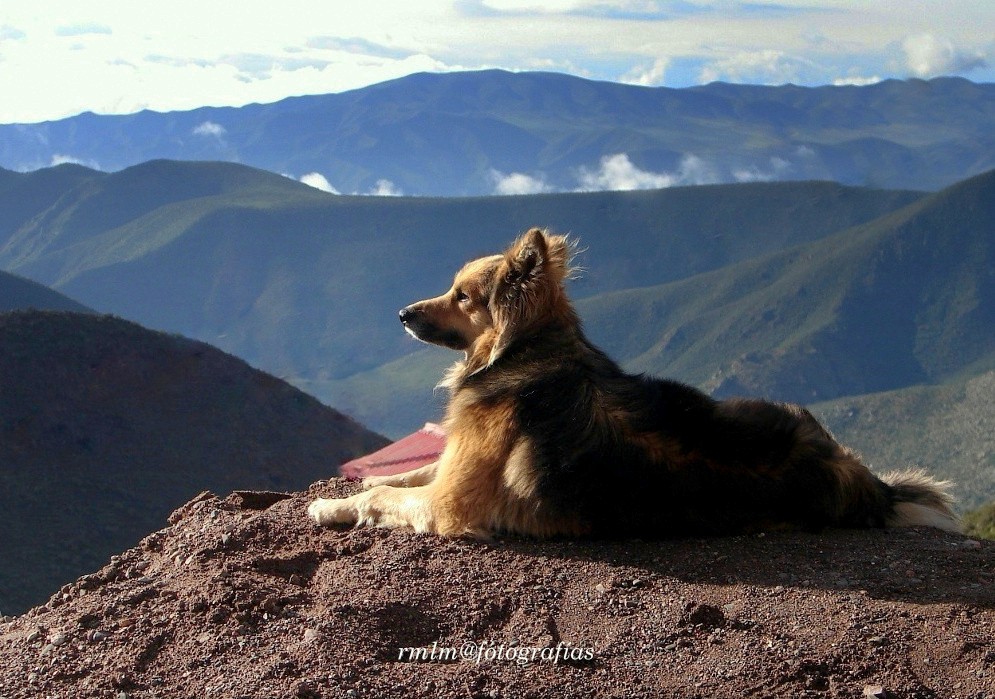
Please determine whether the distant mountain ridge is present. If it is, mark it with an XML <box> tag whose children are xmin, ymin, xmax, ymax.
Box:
<box><xmin>1</xmin><ymin>70</ymin><xmax>994</xmax><ymax>194</ymax></box>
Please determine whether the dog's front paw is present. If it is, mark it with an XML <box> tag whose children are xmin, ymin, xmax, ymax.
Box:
<box><xmin>308</xmin><ymin>497</ymin><xmax>359</xmax><ymax>527</ymax></box>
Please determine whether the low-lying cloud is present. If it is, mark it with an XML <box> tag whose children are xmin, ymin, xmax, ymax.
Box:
<box><xmin>699</xmin><ymin>49</ymin><xmax>807</xmax><ymax>85</ymax></box>
<box><xmin>575</xmin><ymin>153</ymin><xmax>720</xmax><ymax>192</ymax></box>
<box><xmin>368</xmin><ymin>179</ymin><xmax>403</xmax><ymax>196</ymax></box>
<box><xmin>192</xmin><ymin>121</ymin><xmax>227</xmax><ymax>138</ymax></box>
<box><xmin>621</xmin><ymin>57</ymin><xmax>669</xmax><ymax>87</ymax></box>
<box><xmin>50</xmin><ymin>153</ymin><xmax>101</xmax><ymax>170</ymax></box>
<box><xmin>295</xmin><ymin>172</ymin><xmax>404</xmax><ymax>196</ymax></box>
<box><xmin>733</xmin><ymin>156</ymin><xmax>792</xmax><ymax>183</ymax></box>
<box><xmin>489</xmin><ymin>169</ymin><xmax>551</xmax><ymax>195</ymax></box>
<box><xmin>299</xmin><ymin>172</ymin><xmax>339</xmax><ymax>194</ymax></box>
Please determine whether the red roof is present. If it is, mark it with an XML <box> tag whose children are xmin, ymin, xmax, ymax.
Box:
<box><xmin>339</xmin><ymin>423</ymin><xmax>446</xmax><ymax>479</ymax></box>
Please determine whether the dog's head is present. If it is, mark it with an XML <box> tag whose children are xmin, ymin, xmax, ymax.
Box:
<box><xmin>399</xmin><ymin>227</ymin><xmax>575</xmax><ymax>372</ymax></box>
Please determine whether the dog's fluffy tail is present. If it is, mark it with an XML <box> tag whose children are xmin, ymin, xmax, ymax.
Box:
<box><xmin>881</xmin><ymin>469</ymin><xmax>961</xmax><ymax>533</ymax></box>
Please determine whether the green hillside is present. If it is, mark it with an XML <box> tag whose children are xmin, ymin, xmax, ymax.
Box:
<box><xmin>580</xmin><ymin>170</ymin><xmax>995</xmax><ymax>403</ymax></box>
<box><xmin>0</xmin><ymin>163</ymin><xmax>101</xmax><ymax>241</ymax></box>
<box><xmin>0</xmin><ymin>160</ymin><xmax>924</xmax><ymax>389</ymax></box>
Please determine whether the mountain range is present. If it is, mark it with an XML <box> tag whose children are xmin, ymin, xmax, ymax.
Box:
<box><xmin>2</xmin><ymin>70</ymin><xmax>994</xmax><ymax>195</ymax></box>
<box><xmin>0</xmin><ymin>159</ymin><xmax>927</xmax><ymax>404</ymax></box>
<box><xmin>1</xmin><ymin>157</ymin><xmax>993</xmax><ymax>511</ymax></box>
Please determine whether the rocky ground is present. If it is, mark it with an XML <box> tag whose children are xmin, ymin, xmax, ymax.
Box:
<box><xmin>1</xmin><ymin>479</ymin><xmax>993</xmax><ymax>699</ymax></box>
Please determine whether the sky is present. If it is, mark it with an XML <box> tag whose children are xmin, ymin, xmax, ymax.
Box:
<box><xmin>0</xmin><ymin>0</ymin><xmax>993</xmax><ymax>124</ymax></box>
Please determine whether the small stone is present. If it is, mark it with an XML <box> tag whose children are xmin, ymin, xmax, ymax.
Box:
<box><xmin>88</xmin><ymin>629</ymin><xmax>110</xmax><ymax>642</ymax></box>
<box><xmin>304</xmin><ymin>628</ymin><xmax>322</xmax><ymax>643</ymax></box>
<box><xmin>49</xmin><ymin>632</ymin><xmax>67</xmax><ymax>647</ymax></box>
<box><xmin>962</xmin><ymin>539</ymin><xmax>982</xmax><ymax>550</ymax></box>
<box><xmin>868</xmin><ymin>635</ymin><xmax>888</xmax><ymax>647</ymax></box>
<box><xmin>863</xmin><ymin>684</ymin><xmax>886</xmax><ymax>698</ymax></box>
<box><xmin>680</xmin><ymin>602</ymin><xmax>726</xmax><ymax>629</ymax></box>
<box><xmin>594</xmin><ymin>583</ymin><xmax>607</xmax><ymax>594</ymax></box>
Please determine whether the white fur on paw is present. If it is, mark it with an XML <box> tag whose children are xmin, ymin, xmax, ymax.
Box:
<box><xmin>308</xmin><ymin>498</ymin><xmax>358</xmax><ymax>526</ymax></box>
<box><xmin>362</xmin><ymin>474</ymin><xmax>398</xmax><ymax>489</ymax></box>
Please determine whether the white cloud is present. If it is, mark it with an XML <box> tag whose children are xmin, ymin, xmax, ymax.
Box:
<box><xmin>575</xmin><ymin>153</ymin><xmax>718</xmax><ymax>192</ymax></box>
<box><xmin>699</xmin><ymin>49</ymin><xmax>808</xmax><ymax>85</ymax></box>
<box><xmin>50</xmin><ymin>153</ymin><xmax>100</xmax><ymax>169</ymax></box>
<box><xmin>192</xmin><ymin>120</ymin><xmax>226</xmax><ymax>137</ymax></box>
<box><xmin>577</xmin><ymin>153</ymin><xmax>675</xmax><ymax>191</ymax></box>
<box><xmin>620</xmin><ymin>57</ymin><xmax>669</xmax><ymax>86</ymax></box>
<box><xmin>832</xmin><ymin>75</ymin><xmax>882</xmax><ymax>86</ymax></box>
<box><xmin>367</xmin><ymin>178</ymin><xmax>403</xmax><ymax>196</ymax></box>
<box><xmin>733</xmin><ymin>156</ymin><xmax>792</xmax><ymax>183</ymax></box>
<box><xmin>299</xmin><ymin>172</ymin><xmax>339</xmax><ymax>193</ymax></box>
<box><xmin>677</xmin><ymin>155</ymin><xmax>721</xmax><ymax>186</ymax></box>
<box><xmin>489</xmin><ymin>169</ymin><xmax>551</xmax><ymax>195</ymax></box>
<box><xmin>901</xmin><ymin>33</ymin><xmax>988</xmax><ymax>78</ymax></box>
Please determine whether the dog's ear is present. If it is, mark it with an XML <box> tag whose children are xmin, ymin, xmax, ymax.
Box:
<box><xmin>504</xmin><ymin>227</ymin><xmax>548</xmax><ymax>287</ymax></box>
<box><xmin>479</xmin><ymin>228</ymin><xmax>573</xmax><ymax>369</ymax></box>
<box><xmin>502</xmin><ymin>227</ymin><xmax>573</xmax><ymax>286</ymax></box>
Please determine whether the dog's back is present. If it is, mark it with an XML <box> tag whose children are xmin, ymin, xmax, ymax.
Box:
<box><xmin>490</xmin><ymin>323</ymin><xmax>957</xmax><ymax>536</ymax></box>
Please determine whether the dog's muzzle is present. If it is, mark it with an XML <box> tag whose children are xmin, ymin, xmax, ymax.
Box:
<box><xmin>398</xmin><ymin>305</ymin><xmax>468</xmax><ymax>350</ymax></box>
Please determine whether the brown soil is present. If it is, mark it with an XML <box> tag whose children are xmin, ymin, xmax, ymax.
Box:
<box><xmin>1</xmin><ymin>479</ymin><xmax>993</xmax><ymax>699</ymax></box>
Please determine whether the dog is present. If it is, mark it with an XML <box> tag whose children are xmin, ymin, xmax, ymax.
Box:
<box><xmin>309</xmin><ymin>228</ymin><xmax>959</xmax><ymax>538</ymax></box>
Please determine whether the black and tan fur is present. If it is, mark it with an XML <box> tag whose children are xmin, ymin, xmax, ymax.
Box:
<box><xmin>309</xmin><ymin>228</ymin><xmax>959</xmax><ymax>538</ymax></box>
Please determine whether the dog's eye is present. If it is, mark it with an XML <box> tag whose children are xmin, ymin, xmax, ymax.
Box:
<box><xmin>455</xmin><ymin>290</ymin><xmax>470</xmax><ymax>303</ymax></box>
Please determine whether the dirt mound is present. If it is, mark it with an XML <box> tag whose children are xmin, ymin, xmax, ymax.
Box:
<box><xmin>0</xmin><ymin>310</ymin><xmax>387</xmax><ymax>615</ymax></box>
<box><xmin>1</xmin><ymin>479</ymin><xmax>993</xmax><ymax>699</ymax></box>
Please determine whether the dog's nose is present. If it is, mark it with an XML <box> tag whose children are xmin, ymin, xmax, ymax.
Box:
<box><xmin>399</xmin><ymin>307</ymin><xmax>415</xmax><ymax>324</ymax></box>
